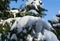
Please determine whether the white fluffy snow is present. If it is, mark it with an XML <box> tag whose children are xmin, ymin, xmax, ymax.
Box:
<box><xmin>26</xmin><ymin>0</ymin><xmax>42</xmax><ymax>11</ymax></box>
<box><xmin>53</xmin><ymin>23</ymin><xmax>60</xmax><ymax>27</ymax></box>
<box><xmin>26</xmin><ymin>0</ymin><xmax>42</xmax><ymax>5</ymax></box>
<box><xmin>11</xmin><ymin>16</ymin><xmax>39</xmax><ymax>33</ymax></box>
<box><xmin>32</xmin><ymin>0</ymin><xmax>41</xmax><ymax>5</ymax></box>
<box><xmin>44</xmin><ymin>29</ymin><xmax>59</xmax><ymax>41</ymax></box>
<box><xmin>31</xmin><ymin>0</ymin><xmax>42</xmax><ymax>10</ymax></box>
<box><xmin>11</xmin><ymin>17</ymin><xmax>22</xmax><ymax>31</ymax></box>
<box><xmin>36</xmin><ymin>32</ymin><xmax>45</xmax><ymax>41</ymax></box>
<box><xmin>57</xmin><ymin>10</ymin><xmax>60</xmax><ymax>15</ymax></box>
<box><xmin>52</xmin><ymin>16</ymin><xmax>59</xmax><ymax>23</ymax></box>
<box><xmin>26</xmin><ymin>0</ymin><xmax>34</xmax><ymax>5</ymax></box>
<box><xmin>9</xmin><ymin>10</ymin><xmax>19</xmax><ymax>18</ymax></box>
<box><xmin>11</xmin><ymin>16</ymin><xmax>54</xmax><ymax>34</ymax></box>
<box><xmin>28</xmin><ymin>9</ymin><xmax>38</xmax><ymax>15</ymax></box>
<box><xmin>10</xmin><ymin>16</ymin><xmax>59</xmax><ymax>41</ymax></box>
<box><xmin>0</xmin><ymin>17</ymin><xmax>21</xmax><ymax>28</ymax></box>
<box><xmin>26</xmin><ymin>34</ymin><xmax>33</xmax><ymax>41</ymax></box>
<box><xmin>3</xmin><ymin>18</ymin><xmax>14</xmax><ymax>26</ymax></box>
<box><xmin>30</xmin><ymin>29</ymin><xmax>59</xmax><ymax>41</ymax></box>
<box><xmin>0</xmin><ymin>19</ymin><xmax>3</xmax><ymax>24</ymax></box>
<box><xmin>35</xmin><ymin>18</ymin><xmax>54</xmax><ymax>33</ymax></box>
<box><xmin>11</xmin><ymin>33</ymin><xmax>17</xmax><ymax>41</ymax></box>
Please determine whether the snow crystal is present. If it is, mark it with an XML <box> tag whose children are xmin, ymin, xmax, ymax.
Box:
<box><xmin>28</xmin><ymin>9</ymin><xmax>38</xmax><ymax>15</ymax></box>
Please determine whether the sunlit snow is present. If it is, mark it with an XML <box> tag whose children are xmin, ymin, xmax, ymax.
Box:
<box><xmin>44</xmin><ymin>29</ymin><xmax>59</xmax><ymax>41</ymax></box>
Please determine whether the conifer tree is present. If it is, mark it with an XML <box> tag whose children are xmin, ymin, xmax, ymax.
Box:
<box><xmin>17</xmin><ymin>0</ymin><xmax>47</xmax><ymax>17</ymax></box>
<box><xmin>0</xmin><ymin>0</ymin><xmax>48</xmax><ymax>41</ymax></box>
<box><xmin>48</xmin><ymin>10</ymin><xmax>60</xmax><ymax>40</ymax></box>
<box><xmin>0</xmin><ymin>0</ymin><xmax>18</xmax><ymax>41</ymax></box>
<box><xmin>0</xmin><ymin>0</ymin><xmax>18</xmax><ymax>19</ymax></box>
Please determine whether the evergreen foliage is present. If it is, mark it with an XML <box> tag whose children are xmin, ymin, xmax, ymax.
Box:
<box><xmin>48</xmin><ymin>11</ymin><xmax>60</xmax><ymax>40</ymax></box>
<box><xmin>0</xmin><ymin>0</ymin><xmax>49</xmax><ymax>41</ymax></box>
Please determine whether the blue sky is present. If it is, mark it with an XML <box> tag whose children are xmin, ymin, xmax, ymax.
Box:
<box><xmin>42</xmin><ymin>0</ymin><xmax>60</xmax><ymax>20</ymax></box>
<box><xmin>10</xmin><ymin>0</ymin><xmax>60</xmax><ymax>21</ymax></box>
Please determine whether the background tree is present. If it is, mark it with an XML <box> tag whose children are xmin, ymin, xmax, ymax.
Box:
<box><xmin>48</xmin><ymin>10</ymin><xmax>60</xmax><ymax>40</ymax></box>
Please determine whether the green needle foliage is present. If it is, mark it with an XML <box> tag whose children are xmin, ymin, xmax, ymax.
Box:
<box><xmin>0</xmin><ymin>24</ymin><xmax>3</xmax><ymax>33</ymax></box>
<box><xmin>3</xmin><ymin>22</ymin><xmax>10</xmax><ymax>32</ymax></box>
<box><xmin>0</xmin><ymin>0</ymin><xmax>48</xmax><ymax>41</ymax></box>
